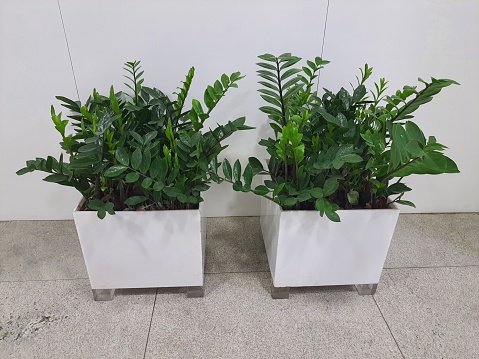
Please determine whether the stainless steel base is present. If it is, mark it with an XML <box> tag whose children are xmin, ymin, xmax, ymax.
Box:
<box><xmin>186</xmin><ymin>286</ymin><xmax>205</xmax><ymax>298</ymax></box>
<box><xmin>355</xmin><ymin>283</ymin><xmax>378</xmax><ymax>295</ymax></box>
<box><xmin>92</xmin><ymin>289</ymin><xmax>115</xmax><ymax>301</ymax></box>
<box><xmin>271</xmin><ymin>286</ymin><xmax>290</xmax><ymax>299</ymax></box>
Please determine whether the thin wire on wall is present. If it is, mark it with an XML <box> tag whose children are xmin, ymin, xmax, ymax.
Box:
<box><xmin>317</xmin><ymin>0</ymin><xmax>330</xmax><ymax>93</ymax></box>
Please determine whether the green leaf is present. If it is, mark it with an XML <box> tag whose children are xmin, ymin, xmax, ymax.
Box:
<box><xmin>125</xmin><ymin>196</ymin><xmax>147</xmax><ymax>206</ymax></box>
<box><xmin>233</xmin><ymin>180</ymin><xmax>243</xmax><ymax>191</ymax></box>
<box><xmin>43</xmin><ymin>174</ymin><xmax>68</xmax><ymax>183</ymax></box>
<box><xmin>233</xmin><ymin>160</ymin><xmax>241</xmax><ymax>182</ymax></box>
<box><xmin>396</xmin><ymin>200</ymin><xmax>416</xmax><ymax>208</ymax></box>
<box><xmin>280</xmin><ymin>68</ymin><xmax>302</xmax><ymax>81</ymax></box>
<box><xmin>253</xmin><ymin>185</ymin><xmax>269</xmax><ymax>195</ymax></box>
<box><xmin>273</xmin><ymin>182</ymin><xmax>285</xmax><ymax>197</ymax></box>
<box><xmin>97</xmin><ymin>208</ymin><xmax>106</xmax><ymax>220</ymax></box>
<box><xmin>130</xmin><ymin>131</ymin><xmax>144</xmax><ymax>145</ymax></box>
<box><xmin>16</xmin><ymin>167</ymin><xmax>35</xmax><ymax>175</ymax></box>
<box><xmin>222</xmin><ymin>159</ymin><xmax>232</xmax><ymax>181</ymax></box>
<box><xmin>214</xmin><ymin>80</ymin><xmax>223</xmax><ymax>95</ymax></box>
<box><xmin>139</xmin><ymin>149</ymin><xmax>152</xmax><ymax>174</ymax></box>
<box><xmin>264</xmin><ymin>180</ymin><xmax>277</xmax><ymax>189</ymax></box>
<box><xmin>177</xmin><ymin>194</ymin><xmax>188</xmax><ymax>203</ymax></box>
<box><xmin>109</xmin><ymin>86</ymin><xmax>121</xmax><ymax>115</ymax></box>
<box><xmin>115</xmin><ymin>148</ymin><xmax>129</xmax><ymax>166</ymax></box>
<box><xmin>315</xmin><ymin>198</ymin><xmax>331</xmax><ymax>215</ymax></box>
<box><xmin>279</xmin><ymin>57</ymin><xmax>301</xmax><ymax>70</ymax></box>
<box><xmin>391</xmin><ymin>124</ymin><xmax>410</xmax><ymax>168</ymax></box>
<box><xmin>388</xmin><ymin>183</ymin><xmax>412</xmax><ymax>194</ymax></box>
<box><xmin>339</xmin><ymin>154</ymin><xmax>363</xmax><ymax>163</ymax></box>
<box><xmin>131</xmin><ymin>148</ymin><xmax>142</xmax><ymax>170</ymax></box>
<box><xmin>347</xmin><ymin>190</ymin><xmax>359</xmax><ymax>205</ymax></box>
<box><xmin>163</xmin><ymin>186</ymin><xmax>182</xmax><ymax>198</ymax></box>
<box><xmin>192</xmin><ymin>99</ymin><xmax>204</xmax><ymax>116</ymax></box>
<box><xmin>325</xmin><ymin>211</ymin><xmax>340</xmax><ymax>222</ymax></box>
<box><xmin>104</xmin><ymin>202</ymin><xmax>115</xmax><ymax>215</ymax></box>
<box><xmin>125</xmin><ymin>172</ymin><xmax>140</xmax><ymax>183</ymax></box>
<box><xmin>317</xmin><ymin>107</ymin><xmax>345</xmax><ymax>128</ymax></box>
<box><xmin>149</xmin><ymin>158</ymin><xmax>161</xmax><ymax>178</ymax></box>
<box><xmin>258</xmin><ymin>53</ymin><xmax>277</xmax><ymax>62</ymax></box>
<box><xmin>153</xmin><ymin>181</ymin><xmax>164</xmax><ymax>192</ymax></box>
<box><xmin>87</xmin><ymin>199</ymin><xmax>104</xmax><ymax>211</ymax></box>
<box><xmin>144</xmin><ymin>131</ymin><xmax>158</xmax><ymax>144</ymax></box>
<box><xmin>248</xmin><ymin>157</ymin><xmax>264</xmax><ymax>175</ymax></box>
<box><xmin>104</xmin><ymin>165</ymin><xmax>127</xmax><ymax>177</ymax></box>
<box><xmin>297</xmin><ymin>191</ymin><xmax>312</xmax><ymax>202</ymax></box>
<box><xmin>258</xmin><ymin>81</ymin><xmax>279</xmax><ymax>92</ymax></box>
<box><xmin>393</xmin><ymin>152</ymin><xmax>459</xmax><ymax>177</ymax></box>
<box><xmin>243</xmin><ymin>164</ymin><xmax>253</xmax><ymax>187</ymax></box>
<box><xmin>310</xmin><ymin>187</ymin><xmax>324</xmax><ymax>199</ymax></box>
<box><xmin>256</xmin><ymin>62</ymin><xmax>277</xmax><ymax>70</ymax></box>
<box><xmin>405</xmin><ymin>140</ymin><xmax>424</xmax><ymax>157</ymax></box>
<box><xmin>283</xmin><ymin>197</ymin><xmax>297</xmax><ymax>207</ymax></box>
<box><xmin>405</xmin><ymin>121</ymin><xmax>426</xmax><ymax>145</ymax></box>
<box><xmin>323</xmin><ymin>178</ymin><xmax>339</xmax><ymax>197</ymax></box>
<box><xmin>141</xmin><ymin>177</ymin><xmax>153</xmax><ymax>189</ymax></box>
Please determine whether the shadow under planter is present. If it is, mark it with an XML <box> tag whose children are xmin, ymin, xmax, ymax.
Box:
<box><xmin>260</xmin><ymin>196</ymin><xmax>399</xmax><ymax>299</ymax></box>
<box><xmin>73</xmin><ymin>200</ymin><xmax>206</xmax><ymax>301</ymax></box>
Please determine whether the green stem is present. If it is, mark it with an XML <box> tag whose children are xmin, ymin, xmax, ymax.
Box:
<box><xmin>209</xmin><ymin>171</ymin><xmax>275</xmax><ymax>202</ymax></box>
<box><xmin>378</xmin><ymin>158</ymin><xmax>419</xmax><ymax>182</ymax></box>
<box><xmin>276</xmin><ymin>58</ymin><xmax>286</xmax><ymax>126</ymax></box>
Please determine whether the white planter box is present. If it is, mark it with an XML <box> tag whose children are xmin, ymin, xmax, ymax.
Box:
<box><xmin>260</xmin><ymin>196</ymin><xmax>399</xmax><ymax>291</ymax></box>
<box><xmin>73</xmin><ymin>200</ymin><xmax>205</xmax><ymax>295</ymax></box>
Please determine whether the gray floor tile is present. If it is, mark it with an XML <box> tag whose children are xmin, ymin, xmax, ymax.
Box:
<box><xmin>385</xmin><ymin>213</ymin><xmax>479</xmax><ymax>268</ymax></box>
<box><xmin>0</xmin><ymin>221</ymin><xmax>87</xmax><ymax>281</ymax></box>
<box><xmin>205</xmin><ymin>217</ymin><xmax>269</xmax><ymax>274</ymax></box>
<box><xmin>375</xmin><ymin>267</ymin><xmax>479</xmax><ymax>359</ymax></box>
<box><xmin>145</xmin><ymin>272</ymin><xmax>402</xmax><ymax>359</ymax></box>
<box><xmin>0</xmin><ymin>279</ymin><xmax>155</xmax><ymax>359</ymax></box>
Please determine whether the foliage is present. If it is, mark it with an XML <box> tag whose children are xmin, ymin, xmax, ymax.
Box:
<box><xmin>17</xmin><ymin>61</ymin><xmax>251</xmax><ymax>218</ymax></box>
<box><xmin>223</xmin><ymin>53</ymin><xmax>459</xmax><ymax>222</ymax></box>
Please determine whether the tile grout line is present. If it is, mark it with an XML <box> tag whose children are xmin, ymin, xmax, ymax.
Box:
<box><xmin>3</xmin><ymin>264</ymin><xmax>479</xmax><ymax>284</ymax></box>
<box><xmin>205</xmin><ymin>270</ymin><xmax>270</xmax><ymax>275</ymax></box>
<box><xmin>57</xmin><ymin>0</ymin><xmax>80</xmax><ymax>101</ymax></box>
<box><xmin>372</xmin><ymin>295</ymin><xmax>406</xmax><ymax>359</ymax></box>
<box><xmin>143</xmin><ymin>287</ymin><xmax>158</xmax><ymax>359</ymax></box>
<box><xmin>0</xmin><ymin>277</ymin><xmax>89</xmax><ymax>283</ymax></box>
<box><xmin>384</xmin><ymin>264</ymin><xmax>479</xmax><ymax>270</ymax></box>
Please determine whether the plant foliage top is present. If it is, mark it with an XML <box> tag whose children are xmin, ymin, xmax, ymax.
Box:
<box><xmin>18</xmin><ymin>61</ymin><xmax>251</xmax><ymax>218</ymax></box>
<box><xmin>223</xmin><ymin>53</ymin><xmax>459</xmax><ymax>221</ymax></box>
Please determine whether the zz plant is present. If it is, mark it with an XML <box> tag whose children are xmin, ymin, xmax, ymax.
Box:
<box><xmin>223</xmin><ymin>53</ymin><xmax>459</xmax><ymax>221</ymax></box>
<box><xmin>17</xmin><ymin>61</ymin><xmax>251</xmax><ymax>218</ymax></box>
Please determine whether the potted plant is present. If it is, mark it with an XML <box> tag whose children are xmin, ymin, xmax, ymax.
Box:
<box><xmin>17</xmin><ymin>61</ymin><xmax>251</xmax><ymax>300</ymax></box>
<box><xmin>221</xmin><ymin>53</ymin><xmax>459</xmax><ymax>298</ymax></box>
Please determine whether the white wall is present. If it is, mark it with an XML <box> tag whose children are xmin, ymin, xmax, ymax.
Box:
<box><xmin>1</xmin><ymin>0</ymin><xmax>478</xmax><ymax>220</ymax></box>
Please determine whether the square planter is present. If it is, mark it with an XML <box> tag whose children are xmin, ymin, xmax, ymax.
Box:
<box><xmin>260</xmin><ymin>195</ymin><xmax>399</xmax><ymax>298</ymax></box>
<box><xmin>73</xmin><ymin>199</ymin><xmax>206</xmax><ymax>300</ymax></box>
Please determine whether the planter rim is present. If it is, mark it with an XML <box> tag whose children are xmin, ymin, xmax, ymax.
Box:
<box><xmin>74</xmin><ymin>197</ymin><xmax>203</xmax><ymax>214</ymax></box>
<box><xmin>276</xmin><ymin>201</ymin><xmax>399</xmax><ymax>214</ymax></box>
<box><xmin>261</xmin><ymin>159</ymin><xmax>399</xmax><ymax>214</ymax></box>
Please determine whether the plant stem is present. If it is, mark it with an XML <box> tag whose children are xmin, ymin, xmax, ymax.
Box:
<box><xmin>276</xmin><ymin>58</ymin><xmax>286</xmax><ymax>126</ymax></box>
<box><xmin>119</xmin><ymin>180</ymin><xmax>125</xmax><ymax>204</ymax></box>
<box><xmin>379</xmin><ymin>158</ymin><xmax>419</xmax><ymax>182</ymax></box>
<box><xmin>209</xmin><ymin>171</ymin><xmax>275</xmax><ymax>202</ymax></box>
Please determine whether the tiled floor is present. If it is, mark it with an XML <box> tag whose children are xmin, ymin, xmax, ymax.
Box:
<box><xmin>0</xmin><ymin>214</ymin><xmax>478</xmax><ymax>358</ymax></box>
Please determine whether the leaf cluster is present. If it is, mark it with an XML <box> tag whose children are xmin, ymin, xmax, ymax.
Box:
<box><xmin>225</xmin><ymin>53</ymin><xmax>459</xmax><ymax>222</ymax></box>
<box><xmin>17</xmin><ymin>61</ymin><xmax>251</xmax><ymax>218</ymax></box>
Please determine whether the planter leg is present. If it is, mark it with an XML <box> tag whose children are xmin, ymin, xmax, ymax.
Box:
<box><xmin>187</xmin><ymin>286</ymin><xmax>205</xmax><ymax>298</ymax></box>
<box><xmin>92</xmin><ymin>289</ymin><xmax>115</xmax><ymax>301</ymax></box>
<box><xmin>271</xmin><ymin>286</ymin><xmax>290</xmax><ymax>299</ymax></box>
<box><xmin>355</xmin><ymin>284</ymin><xmax>378</xmax><ymax>295</ymax></box>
